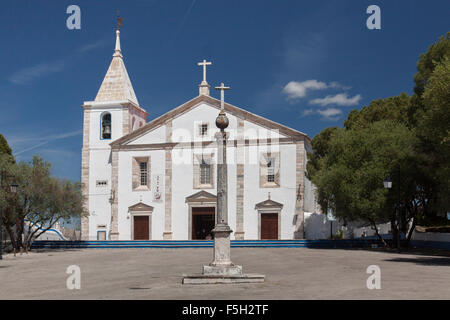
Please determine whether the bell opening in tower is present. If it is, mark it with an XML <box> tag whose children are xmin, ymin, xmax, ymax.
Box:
<box><xmin>101</xmin><ymin>112</ymin><xmax>112</xmax><ymax>139</ymax></box>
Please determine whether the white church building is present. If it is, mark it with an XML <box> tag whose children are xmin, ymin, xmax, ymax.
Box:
<box><xmin>80</xmin><ymin>29</ymin><xmax>320</xmax><ymax>241</ymax></box>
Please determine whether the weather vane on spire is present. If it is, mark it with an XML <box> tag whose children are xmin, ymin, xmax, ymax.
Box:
<box><xmin>116</xmin><ymin>10</ymin><xmax>124</xmax><ymax>30</ymax></box>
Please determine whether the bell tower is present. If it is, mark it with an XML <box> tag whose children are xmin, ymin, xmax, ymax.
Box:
<box><xmin>80</xmin><ymin>25</ymin><xmax>148</xmax><ymax>240</ymax></box>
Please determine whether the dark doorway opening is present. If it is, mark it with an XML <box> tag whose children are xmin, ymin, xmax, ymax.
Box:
<box><xmin>192</xmin><ymin>207</ymin><xmax>215</xmax><ymax>240</ymax></box>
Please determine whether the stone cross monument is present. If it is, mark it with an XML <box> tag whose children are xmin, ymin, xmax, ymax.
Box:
<box><xmin>183</xmin><ymin>83</ymin><xmax>265</xmax><ymax>284</ymax></box>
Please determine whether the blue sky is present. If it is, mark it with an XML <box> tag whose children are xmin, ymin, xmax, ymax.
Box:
<box><xmin>1</xmin><ymin>0</ymin><xmax>449</xmax><ymax>182</ymax></box>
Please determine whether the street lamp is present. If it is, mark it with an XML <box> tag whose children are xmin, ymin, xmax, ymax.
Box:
<box><xmin>0</xmin><ymin>172</ymin><xmax>18</xmax><ymax>260</ymax></box>
<box><xmin>383</xmin><ymin>177</ymin><xmax>392</xmax><ymax>189</ymax></box>
<box><xmin>384</xmin><ymin>174</ymin><xmax>401</xmax><ymax>252</ymax></box>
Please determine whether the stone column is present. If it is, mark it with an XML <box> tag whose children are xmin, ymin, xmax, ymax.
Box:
<box><xmin>182</xmin><ymin>84</ymin><xmax>264</xmax><ymax>284</ymax></box>
<box><xmin>235</xmin><ymin>119</ymin><xmax>245</xmax><ymax>240</ymax></box>
<box><xmin>215</xmin><ymin>130</ymin><xmax>228</xmax><ymax>225</ymax></box>
<box><xmin>202</xmin><ymin>110</ymin><xmax>242</xmax><ymax>275</ymax></box>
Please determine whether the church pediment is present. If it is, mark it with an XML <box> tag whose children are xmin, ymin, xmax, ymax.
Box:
<box><xmin>111</xmin><ymin>95</ymin><xmax>310</xmax><ymax>148</ymax></box>
<box><xmin>128</xmin><ymin>202</ymin><xmax>154</xmax><ymax>212</ymax></box>
<box><xmin>255</xmin><ymin>199</ymin><xmax>283</xmax><ymax>210</ymax></box>
<box><xmin>185</xmin><ymin>190</ymin><xmax>217</xmax><ymax>203</ymax></box>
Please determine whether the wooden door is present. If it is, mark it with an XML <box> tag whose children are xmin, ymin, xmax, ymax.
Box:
<box><xmin>133</xmin><ymin>216</ymin><xmax>149</xmax><ymax>240</ymax></box>
<box><xmin>261</xmin><ymin>213</ymin><xmax>278</xmax><ymax>240</ymax></box>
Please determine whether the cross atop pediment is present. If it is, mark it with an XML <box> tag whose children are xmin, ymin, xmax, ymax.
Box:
<box><xmin>198</xmin><ymin>59</ymin><xmax>212</xmax><ymax>84</ymax></box>
<box><xmin>198</xmin><ymin>59</ymin><xmax>212</xmax><ymax>96</ymax></box>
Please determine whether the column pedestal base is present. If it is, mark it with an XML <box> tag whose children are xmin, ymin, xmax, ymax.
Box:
<box><xmin>182</xmin><ymin>223</ymin><xmax>265</xmax><ymax>284</ymax></box>
<box><xmin>182</xmin><ymin>273</ymin><xmax>265</xmax><ymax>284</ymax></box>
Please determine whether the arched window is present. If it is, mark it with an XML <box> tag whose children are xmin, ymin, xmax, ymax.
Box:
<box><xmin>101</xmin><ymin>112</ymin><xmax>111</xmax><ymax>139</ymax></box>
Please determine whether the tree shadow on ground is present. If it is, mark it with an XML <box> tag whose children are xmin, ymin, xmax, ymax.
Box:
<box><xmin>31</xmin><ymin>248</ymin><xmax>82</xmax><ymax>254</ymax></box>
<box><xmin>385</xmin><ymin>256</ymin><xmax>450</xmax><ymax>266</ymax></box>
<box><xmin>309</xmin><ymin>246</ymin><xmax>450</xmax><ymax>258</ymax></box>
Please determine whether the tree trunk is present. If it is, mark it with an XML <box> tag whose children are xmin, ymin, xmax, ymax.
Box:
<box><xmin>391</xmin><ymin>216</ymin><xmax>398</xmax><ymax>249</ymax></box>
<box><xmin>15</xmin><ymin>215</ymin><xmax>26</xmax><ymax>252</ymax></box>
<box><xmin>370</xmin><ymin>220</ymin><xmax>389</xmax><ymax>248</ymax></box>
<box><xmin>406</xmin><ymin>216</ymin><xmax>417</xmax><ymax>247</ymax></box>
<box><xmin>5</xmin><ymin>226</ymin><xmax>17</xmax><ymax>256</ymax></box>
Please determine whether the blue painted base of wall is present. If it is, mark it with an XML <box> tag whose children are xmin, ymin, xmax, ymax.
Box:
<box><xmin>30</xmin><ymin>239</ymin><xmax>450</xmax><ymax>250</ymax></box>
<box><xmin>32</xmin><ymin>239</ymin><xmax>387</xmax><ymax>249</ymax></box>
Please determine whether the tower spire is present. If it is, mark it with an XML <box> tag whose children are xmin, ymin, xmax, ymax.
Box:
<box><xmin>94</xmin><ymin>16</ymin><xmax>139</xmax><ymax>105</ymax></box>
<box><xmin>113</xmin><ymin>29</ymin><xmax>122</xmax><ymax>58</ymax></box>
<box><xmin>114</xmin><ymin>12</ymin><xmax>123</xmax><ymax>58</ymax></box>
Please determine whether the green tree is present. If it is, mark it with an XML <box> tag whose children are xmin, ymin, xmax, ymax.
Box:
<box><xmin>416</xmin><ymin>56</ymin><xmax>450</xmax><ymax>217</ymax></box>
<box><xmin>0</xmin><ymin>134</ymin><xmax>13</xmax><ymax>157</ymax></box>
<box><xmin>0</xmin><ymin>135</ymin><xmax>16</xmax><ymax>255</ymax></box>
<box><xmin>309</xmin><ymin>121</ymin><xmax>418</xmax><ymax>247</ymax></box>
<box><xmin>308</xmin><ymin>32</ymin><xmax>450</xmax><ymax>247</ymax></box>
<box><xmin>306</xmin><ymin>127</ymin><xmax>338</xmax><ymax>180</ymax></box>
<box><xmin>344</xmin><ymin>93</ymin><xmax>413</xmax><ymax>130</ymax></box>
<box><xmin>5</xmin><ymin>156</ymin><xmax>84</xmax><ymax>252</ymax></box>
<box><xmin>413</xmin><ymin>32</ymin><xmax>450</xmax><ymax>96</ymax></box>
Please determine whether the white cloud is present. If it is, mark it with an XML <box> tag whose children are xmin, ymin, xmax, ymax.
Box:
<box><xmin>300</xmin><ymin>108</ymin><xmax>343</xmax><ymax>121</ymax></box>
<box><xmin>309</xmin><ymin>93</ymin><xmax>362</xmax><ymax>107</ymax></box>
<box><xmin>282</xmin><ymin>80</ymin><xmax>354</xmax><ymax>101</ymax></box>
<box><xmin>282</xmin><ymin>80</ymin><xmax>327</xmax><ymax>99</ymax></box>
<box><xmin>9</xmin><ymin>61</ymin><xmax>65</xmax><ymax>85</ymax></box>
<box><xmin>328</xmin><ymin>81</ymin><xmax>352</xmax><ymax>90</ymax></box>
<box><xmin>317</xmin><ymin>108</ymin><xmax>343</xmax><ymax>118</ymax></box>
<box><xmin>301</xmin><ymin>109</ymin><xmax>315</xmax><ymax>117</ymax></box>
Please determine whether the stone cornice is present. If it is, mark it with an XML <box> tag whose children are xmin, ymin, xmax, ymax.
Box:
<box><xmin>111</xmin><ymin>137</ymin><xmax>302</xmax><ymax>151</ymax></box>
<box><xmin>82</xmin><ymin>99</ymin><xmax>148</xmax><ymax>116</ymax></box>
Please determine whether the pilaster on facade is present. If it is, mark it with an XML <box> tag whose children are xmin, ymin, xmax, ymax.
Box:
<box><xmin>294</xmin><ymin>140</ymin><xmax>306</xmax><ymax>239</ymax></box>
<box><xmin>80</xmin><ymin>109</ymin><xmax>91</xmax><ymax>240</ymax></box>
<box><xmin>163</xmin><ymin>120</ymin><xmax>173</xmax><ymax>240</ymax></box>
<box><xmin>110</xmin><ymin>150</ymin><xmax>119</xmax><ymax>240</ymax></box>
<box><xmin>122</xmin><ymin>106</ymin><xmax>130</xmax><ymax>136</ymax></box>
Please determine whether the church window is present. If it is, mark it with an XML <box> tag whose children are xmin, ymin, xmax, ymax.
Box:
<box><xmin>267</xmin><ymin>157</ymin><xmax>275</xmax><ymax>183</ymax></box>
<box><xmin>196</xmin><ymin>122</ymin><xmax>209</xmax><ymax>138</ymax></box>
<box><xmin>101</xmin><ymin>112</ymin><xmax>112</xmax><ymax>140</ymax></box>
<box><xmin>132</xmin><ymin>157</ymin><xmax>150</xmax><ymax>191</ymax></box>
<box><xmin>260</xmin><ymin>152</ymin><xmax>280</xmax><ymax>188</ymax></box>
<box><xmin>200</xmin><ymin>123</ymin><xmax>208</xmax><ymax>136</ymax></box>
<box><xmin>140</xmin><ymin>162</ymin><xmax>148</xmax><ymax>186</ymax></box>
<box><xmin>193</xmin><ymin>154</ymin><xmax>214</xmax><ymax>189</ymax></box>
<box><xmin>200</xmin><ymin>159</ymin><xmax>211</xmax><ymax>184</ymax></box>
